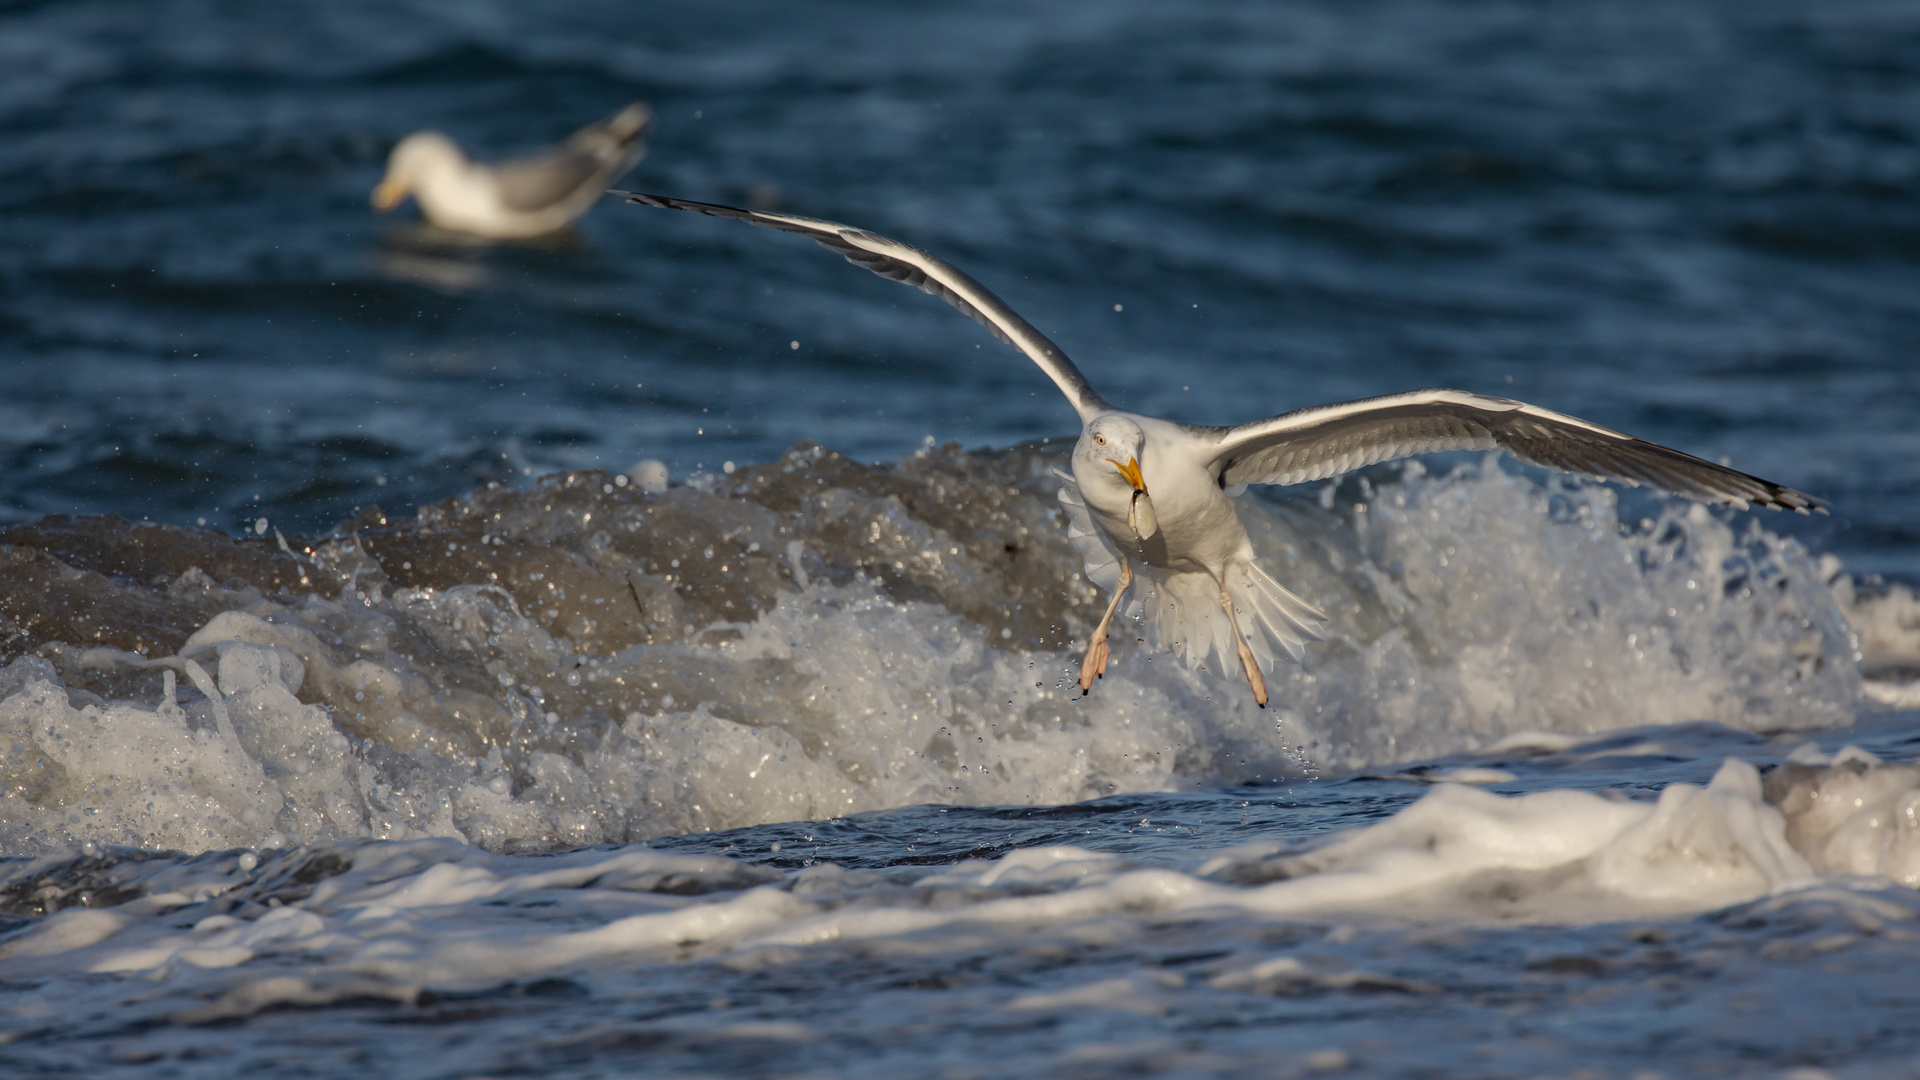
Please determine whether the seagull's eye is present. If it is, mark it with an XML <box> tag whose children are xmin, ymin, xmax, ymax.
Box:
<box><xmin>1093</xmin><ymin>435</ymin><xmax>1106</xmax><ymax>446</ymax></box>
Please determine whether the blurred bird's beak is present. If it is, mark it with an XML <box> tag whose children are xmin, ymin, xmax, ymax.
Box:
<box><xmin>1107</xmin><ymin>456</ymin><xmax>1147</xmax><ymax>494</ymax></box>
<box><xmin>371</xmin><ymin>178</ymin><xmax>408</xmax><ymax>210</ymax></box>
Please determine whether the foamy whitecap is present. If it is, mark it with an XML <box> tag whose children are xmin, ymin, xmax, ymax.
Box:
<box><xmin>6</xmin><ymin>742</ymin><xmax>1920</xmax><ymax>1077</ymax></box>
<box><xmin>5</xmin><ymin>752</ymin><xmax>1919</xmax><ymax>994</ymax></box>
<box><xmin>0</xmin><ymin>446</ymin><xmax>1879</xmax><ymax>854</ymax></box>
<box><xmin>1830</xmin><ymin>570</ymin><xmax>1920</xmax><ymax>708</ymax></box>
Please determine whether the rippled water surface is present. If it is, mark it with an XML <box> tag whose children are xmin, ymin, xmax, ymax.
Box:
<box><xmin>3</xmin><ymin>0</ymin><xmax>1920</xmax><ymax>1077</ymax></box>
<box><xmin>5</xmin><ymin>0</ymin><xmax>1918</xmax><ymax>577</ymax></box>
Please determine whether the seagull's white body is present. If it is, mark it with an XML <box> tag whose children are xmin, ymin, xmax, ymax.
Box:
<box><xmin>1062</xmin><ymin>412</ymin><xmax>1324</xmax><ymax>684</ymax></box>
<box><xmin>619</xmin><ymin>191</ymin><xmax>1822</xmax><ymax>704</ymax></box>
<box><xmin>374</xmin><ymin>104</ymin><xmax>652</xmax><ymax>238</ymax></box>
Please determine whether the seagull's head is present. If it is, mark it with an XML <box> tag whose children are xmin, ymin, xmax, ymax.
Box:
<box><xmin>372</xmin><ymin>131</ymin><xmax>463</xmax><ymax>211</ymax></box>
<box><xmin>1076</xmin><ymin>415</ymin><xmax>1149</xmax><ymax>500</ymax></box>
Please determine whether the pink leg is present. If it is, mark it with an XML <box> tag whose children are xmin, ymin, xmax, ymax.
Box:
<box><xmin>1079</xmin><ymin>558</ymin><xmax>1133</xmax><ymax>695</ymax></box>
<box><xmin>1217</xmin><ymin>582</ymin><xmax>1268</xmax><ymax>708</ymax></box>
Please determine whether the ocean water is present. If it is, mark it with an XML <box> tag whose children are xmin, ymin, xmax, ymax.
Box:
<box><xmin>3</xmin><ymin>0</ymin><xmax>1920</xmax><ymax>1076</ymax></box>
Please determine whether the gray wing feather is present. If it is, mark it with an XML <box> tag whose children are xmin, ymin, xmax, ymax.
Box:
<box><xmin>1208</xmin><ymin>389</ymin><xmax>1822</xmax><ymax>513</ymax></box>
<box><xmin>494</xmin><ymin>147</ymin><xmax>607</xmax><ymax>211</ymax></box>
<box><xmin>494</xmin><ymin>103</ymin><xmax>653</xmax><ymax>213</ymax></box>
<box><xmin>615</xmin><ymin>192</ymin><xmax>1109</xmax><ymax>420</ymax></box>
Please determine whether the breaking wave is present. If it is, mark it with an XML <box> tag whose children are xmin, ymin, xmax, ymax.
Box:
<box><xmin>0</xmin><ymin>441</ymin><xmax>1883</xmax><ymax>855</ymax></box>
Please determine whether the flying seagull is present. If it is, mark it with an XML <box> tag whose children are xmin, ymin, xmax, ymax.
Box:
<box><xmin>615</xmin><ymin>191</ymin><xmax>1822</xmax><ymax>707</ymax></box>
<box><xmin>373</xmin><ymin>104</ymin><xmax>653</xmax><ymax>238</ymax></box>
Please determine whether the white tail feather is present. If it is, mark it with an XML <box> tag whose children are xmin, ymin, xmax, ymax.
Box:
<box><xmin>1135</xmin><ymin>563</ymin><xmax>1326</xmax><ymax>674</ymax></box>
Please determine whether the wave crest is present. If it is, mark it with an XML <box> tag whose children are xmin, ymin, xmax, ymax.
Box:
<box><xmin>0</xmin><ymin>444</ymin><xmax>1869</xmax><ymax>854</ymax></box>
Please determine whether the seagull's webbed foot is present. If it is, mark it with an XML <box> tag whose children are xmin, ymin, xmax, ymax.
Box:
<box><xmin>1080</xmin><ymin>634</ymin><xmax>1109</xmax><ymax>694</ymax></box>
<box><xmin>1080</xmin><ymin>558</ymin><xmax>1133</xmax><ymax>695</ymax></box>
<box><xmin>1217</xmin><ymin>583</ymin><xmax>1269</xmax><ymax>709</ymax></box>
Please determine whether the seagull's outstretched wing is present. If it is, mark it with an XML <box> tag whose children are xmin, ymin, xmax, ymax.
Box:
<box><xmin>495</xmin><ymin>103</ymin><xmax>653</xmax><ymax>213</ymax></box>
<box><xmin>615</xmin><ymin>192</ymin><xmax>1109</xmax><ymax>420</ymax></box>
<box><xmin>1205</xmin><ymin>388</ymin><xmax>1821</xmax><ymax>513</ymax></box>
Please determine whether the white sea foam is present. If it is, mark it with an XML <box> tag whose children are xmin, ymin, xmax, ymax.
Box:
<box><xmin>5</xmin><ymin>753</ymin><xmax>1918</xmax><ymax>1000</ymax></box>
<box><xmin>1829</xmin><ymin>568</ymin><xmax>1920</xmax><ymax>708</ymax></box>
<box><xmin>6</xmin><ymin>746</ymin><xmax>1920</xmax><ymax>1078</ymax></box>
<box><xmin>0</xmin><ymin>458</ymin><xmax>1873</xmax><ymax>855</ymax></box>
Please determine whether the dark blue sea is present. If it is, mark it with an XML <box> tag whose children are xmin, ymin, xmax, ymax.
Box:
<box><xmin>2</xmin><ymin>2</ymin><xmax>1919</xmax><ymax>1077</ymax></box>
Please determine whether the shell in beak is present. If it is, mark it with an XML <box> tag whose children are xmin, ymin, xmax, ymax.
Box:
<box><xmin>1129</xmin><ymin>489</ymin><xmax>1159</xmax><ymax>541</ymax></box>
<box><xmin>1107</xmin><ymin>457</ymin><xmax>1157</xmax><ymax>540</ymax></box>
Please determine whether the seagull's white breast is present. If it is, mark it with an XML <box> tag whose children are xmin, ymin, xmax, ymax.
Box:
<box><xmin>1078</xmin><ymin>413</ymin><xmax>1253</xmax><ymax>577</ymax></box>
<box><xmin>413</xmin><ymin>158</ymin><xmax>509</xmax><ymax>234</ymax></box>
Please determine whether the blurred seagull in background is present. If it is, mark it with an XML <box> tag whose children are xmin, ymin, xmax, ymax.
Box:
<box><xmin>373</xmin><ymin>103</ymin><xmax>652</xmax><ymax>238</ymax></box>
<box><xmin>617</xmin><ymin>192</ymin><xmax>1823</xmax><ymax>708</ymax></box>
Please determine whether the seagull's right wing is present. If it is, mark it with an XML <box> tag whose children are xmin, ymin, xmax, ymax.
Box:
<box><xmin>1205</xmin><ymin>388</ymin><xmax>1822</xmax><ymax>513</ymax></box>
<box><xmin>495</xmin><ymin>103</ymin><xmax>653</xmax><ymax>213</ymax></box>
<box><xmin>615</xmin><ymin>192</ymin><xmax>1109</xmax><ymax>421</ymax></box>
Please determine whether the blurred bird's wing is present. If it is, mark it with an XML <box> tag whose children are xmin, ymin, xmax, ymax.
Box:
<box><xmin>494</xmin><ymin>103</ymin><xmax>653</xmax><ymax>212</ymax></box>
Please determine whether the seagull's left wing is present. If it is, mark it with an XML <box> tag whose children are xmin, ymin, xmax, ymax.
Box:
<box><xmin>1205</xmin><ymin>388</ymin><xmax>1821</xmax><ymax>513</ymax></box>
<box><xmin>614</xmin><ymin>192</ymin><xmax>1110</xmax><ymax>421</ymax></box>
<box><xmin>495</xmin><ymin>103</ymin><xmax>653</xmax><ymax>213</ymax></box>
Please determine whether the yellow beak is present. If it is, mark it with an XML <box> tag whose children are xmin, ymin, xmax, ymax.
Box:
<box><xmin>371</xmin><ymin>177</ymin><xmax>409</xmax><ymax>210</ymax></box>
<box><xmin>1107</xmin><ymin>456</ymin><xmax>1147</xmax><ymax>494</ymax></box>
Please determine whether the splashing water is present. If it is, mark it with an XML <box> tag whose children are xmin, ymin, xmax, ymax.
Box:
<box><xmin>0</xmin><ymin>444</ymin><xmax>1875</xmax><ymax>856</ymax></box>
